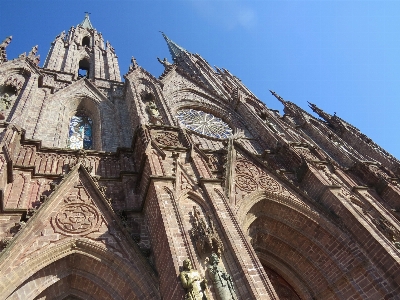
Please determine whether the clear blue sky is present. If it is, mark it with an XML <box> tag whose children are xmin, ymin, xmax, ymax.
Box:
<box><xmin>1</xmin><ymin>0</ymin><xmax>399</xmax><ymax>159</ymax></box>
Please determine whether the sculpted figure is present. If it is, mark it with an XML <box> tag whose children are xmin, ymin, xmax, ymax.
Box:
<box><xmin>147</xmin><ymin>100</ymin><xmax>160</xmax><ymax>118</ymax></box>
<box><xmin>146</xmin><ymin>100</ymin><xmax>163</xmax><ymax>124</ymax></box>
<box><xmin>180</xmin><ymin>259</ymin><xmax>208</xmax><ymax>300</ymax></box>
<box><xmin>206</xmin><ymin>253</ymin><xmax>237</xmax><ymax>300</ymax></box>
<box><xmin>157</xmin><ymin>57</ymin><xmax>171</xmax><ymax>67</ymax></box>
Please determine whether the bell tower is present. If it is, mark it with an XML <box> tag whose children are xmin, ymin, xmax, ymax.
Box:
<box><xmin>43</xmin><ymin>13</ymin><xmax>121</xmax><ymax>82</ymax></box>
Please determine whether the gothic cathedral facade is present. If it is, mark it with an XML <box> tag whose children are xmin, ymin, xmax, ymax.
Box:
<box><xmin>0</xmin><ymin>15</ymin><xmax>399</xmax><ymax>300</ymax></box>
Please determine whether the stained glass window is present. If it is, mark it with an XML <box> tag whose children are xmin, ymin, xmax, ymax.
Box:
<box><xmin>176</xmin><ymin>109</ymin><xmax>232</xmax><ymax>139</ymax></box>
<box><xmin>68</xmin><ymin>115</ymin><xmax>93</xmax><ymax>149</ymax></box>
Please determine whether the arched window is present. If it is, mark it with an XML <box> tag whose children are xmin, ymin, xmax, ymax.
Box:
<box><xmin>68</xmin><ymin>114</ymin><xmax>93</xmax><ymax>150</ymax></box>
<box><xmin>82</xmin><ymin>36</ymin><xmax>90</xmax><ymax>47</ymax></box>
<box><xmin>78</xmin><ymin>58</ymin><xmax>90</xmax><ymax>78</ymax></box>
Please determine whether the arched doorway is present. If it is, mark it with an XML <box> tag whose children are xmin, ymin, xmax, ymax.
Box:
<box><xmin>237</xmin><ymin>191</ymin><xmax>388</xmax><ymax>299</ymax></box>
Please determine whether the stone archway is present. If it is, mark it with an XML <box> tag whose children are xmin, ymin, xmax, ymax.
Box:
<box><xmin>3</xmin><ymin>239</ymin><xmax>160</xmax><ymax>300</ymax></box>
<box><xmin>237</xmin><ymin>191</ymin><xmax>390</xmax><ymax>299</ymax></box>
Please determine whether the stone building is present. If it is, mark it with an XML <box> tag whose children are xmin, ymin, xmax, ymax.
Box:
<box><xmin>0</xmin><ymin>15</ymin><xmax>399</xmax><ymax>300</ymax></box>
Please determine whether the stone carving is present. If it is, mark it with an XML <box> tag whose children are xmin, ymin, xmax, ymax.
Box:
<box><xmin>0</xmin><ymin>93</ymin><xmax>12</xmax><ymax>110</ymax></box>
<box><xmin>27</xmin><ymin>45</ymin><xmax>40</xmax><ymax>65</ymax></box>
<box><xmin>129</xmin><ymin>56</ymin><xmax>138</xmax><ymax>71</ymax></box>
<box><xmin>0</xmin><ymin>36</ymin><xmax>12</xmax><ymax>64</ymax></box>
<box><xmin>5</xmin><ymin>74</ymin><xmax>24</xmax><ymax>92</ymax></box>
<box><xmin>154</xmin><ymin>131</ymin><xmax>180</xmax><ymax>147</ymax></box>
<box><xmin>190</xmin><ymin>206</ymin><xmax>223</xmax><ymax>257</ymax></box>
<box><xmin>295</xmin><ymin>147</ymin><xmax>319</xmax><ymax>161</ymax></box>
<box><xmin>206</xmin><ymin>253</ymin><xmax>237</xmax><ymax>300</ymax></box>
<box><xmin>146</xmin><ymin>100</ymin><xmax>163</xmax><ymax>124</ymax></box>
<box><xmin>54</xmin><ymin>203</ymin><xmax>100</xmax><ymax>235</ymax></box>
<box><xmin>316</xmin><ymin>164</ymin><xmax>341</xmax><ymax>186</ymax></box>
<box><xmin>257</xmin><ymin>108</ymin><xmax>280</xmax><ymax>133</ymax></box>
<box><xmin>180</xmin><ymin>258</ymin><xmax>208</xmax><ymax>300</ymax></box>
<box><xmin>0</xmin><ymin>237</ymin><xmax>12</xmax><ymax>251</ymax></box>
<box><xmin>235</xmin><ymin>158</ymin><xmax>282</xmax><ymax>193</ymax></box>
<box><xmin>106</xmin><ymin>41</ymin><xmax>115</xmax><ymax>53</ymax></box>
<box><xmin>363</xmin><ymin>208</ymin><xmax>400</xmax><ymax>247</ymax></box>
<box><xmin>157</xmin><ymin>57</ymin><xmax>172</xmax><ymax>67</ymax></box>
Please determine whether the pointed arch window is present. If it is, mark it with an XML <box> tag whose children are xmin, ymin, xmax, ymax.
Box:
<box><xmin>68</xmin><ymin>115</ymin><xmax>93</xmax><ymax>150</ymax></box>
<box><xmin>78</xmin><ymin>58</ymin><xmax>90</xmax><ymax>78</ymax></box>
<box><xmin>82</xmin><ymin>36</ymin><xmax>90</xmax><ymax>47</ymax></box>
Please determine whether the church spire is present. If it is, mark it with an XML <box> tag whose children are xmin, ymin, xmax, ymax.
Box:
<box><xmin>160</xmin><ymin>32</ymin><xmax>186</xmax><ymax>61</ymax></box>
<box><xmin>80</xmin><ymin>12</ymin><xmax>94</xmax><ymax>30</ymax></box>
<box><xmin>308</xmin><ymin>101</ymin><xmax>332</xmax><ymax>122</ymax></box>
<box><xmin>269</xmin><ymin>90</ymin><xmax>286</xmax><ymax>104</ymax></box>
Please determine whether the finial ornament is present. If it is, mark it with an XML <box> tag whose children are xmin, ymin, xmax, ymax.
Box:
<box><xmin>269</xmin><ymin>90</ymin><xmax>286</xmax><ymax>104</ymax></box>
<box><xmin>0</xmin><ymin>36</ymin><xmax>12</xmax><ymax>64</ymax></box>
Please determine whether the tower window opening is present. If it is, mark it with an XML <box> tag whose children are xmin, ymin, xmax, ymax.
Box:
<box><xmin>78</xmin><ymin>58</ymin><xmax>90</xmax><ymax>78</ymax></box>
<box><xmin>68</xmin><ymin>115</ymin><xmax>93</xmax><ymax>150</ymax></box>
<box><xmin>82</xmin><ymin>36</ymin><xmax>90</xmax><ymax>47</ymax></box>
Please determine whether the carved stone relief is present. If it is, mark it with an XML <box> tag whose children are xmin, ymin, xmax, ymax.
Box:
<box><xmin>190</xmin><ymin>206</ymin><xmax>224</xmax><ymax>258</ymax></box>
<box><xmin>51</xmin><ymin>183</ymin><xmax>102</xmax><ymax>236</ymax></box>
<box><xmin>154</xmin><ymin>131</ymin><xmax>181</xmax><ymax>147</ymax></box>
<box><xmin>363</xmin><ymin>208</ymin><xmax>400</xmax><ymax>247</ymax></box>
<box><xmin>316</xmin><ymin>164</ymin><xmax>342</xmax><ymax>186</ymax></box>
<box><xmin>5</xmin><ymin>74</ymin><xmax>25</xmax><ymax>92</ymax></box>
<box><xmin>235</xmin><ymin>158</ymin><xmax>282</xmax><ymax>193</ymax></box>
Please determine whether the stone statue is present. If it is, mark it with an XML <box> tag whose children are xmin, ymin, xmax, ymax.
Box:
<box><xmin>206</xmin><ymin>253</ymin><xmax>237</xmax><ymax>300</ymax></box>
<box><xmin>157</xmin><ymin>57</ymin><xmax>171</xmax><ymax>67</ymax></box>
<box><xmin>180</xmin><ymin>258</ymin><xmax>208</xmax><ymax>300</ymax></box>
<box><xmin>146</xmin><ymin>100</ymin><xmax>162</xmax><ymax>124</ymax></box>
<box><xmin>130</xmin><ymin>56</ymin><xmax>138</xmax><ymax>71</ymax></box>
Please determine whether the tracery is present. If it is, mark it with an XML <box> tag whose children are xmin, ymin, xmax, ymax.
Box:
<box><xmin>176</xmin><ymin>109</ymin><xmax>232</xmax><ymax>139</ymax></box>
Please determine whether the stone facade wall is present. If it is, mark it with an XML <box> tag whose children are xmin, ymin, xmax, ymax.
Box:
<box><xmin>0</xmin><ymin>17</ymin><xmax>399</xmax><ymax>299</ymax></box>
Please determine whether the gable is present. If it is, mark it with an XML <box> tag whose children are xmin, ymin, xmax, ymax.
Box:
<box><xmin>0</xmin><ymin>164</ymin><xmax>159</xmax><ymax>299</ymax></box>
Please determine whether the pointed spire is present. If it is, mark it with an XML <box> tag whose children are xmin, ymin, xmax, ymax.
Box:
<box><xmin>160</xmin><ymin>32</ymin><xmax>186</xmax><ymax>61</ymax></box>
<box><xmin>307</xmin><ymin>101</ymin><xmax>332</xmax><ymax>122</ymax></box>
<box><xmin>80</xmin><ymin>12</ymin><xmax>94</xmax><ymax>30</ymax></box>
<box><xmin>269</xmin><ymin>90</ymin><xmax>286</xmax><ymax>104</ymax></box>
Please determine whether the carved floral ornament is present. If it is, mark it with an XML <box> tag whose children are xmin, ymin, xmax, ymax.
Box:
<box><xmin>235</xmin><ymin>158</ymin><xmax>281</xmax><ymax>193</ymax></box>
<box><xmin>51</xmin><ymin>186</ymin><xmax>102</xmax><ymax>236</ymax></box>
<box><xmin>154</xmin><ymin>131</ymin><xmax>181</xmax><ymax>147</ymax></box>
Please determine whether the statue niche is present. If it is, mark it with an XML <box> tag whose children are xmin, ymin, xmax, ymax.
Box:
<box><xmin>190</xmin><ymin>206</ymin><xmax>224</xmax><ymax>258</ymax></box>
<box><xmin>180</xmin><ymin>258</ymin><xmax>208</xmax><ymax>300</ymax></box>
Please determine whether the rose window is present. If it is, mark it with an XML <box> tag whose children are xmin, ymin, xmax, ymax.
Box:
<box><xmin>176</xmin><ymin>109</ymin><xmax>232</xmax><ymax>139</ymax></box>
